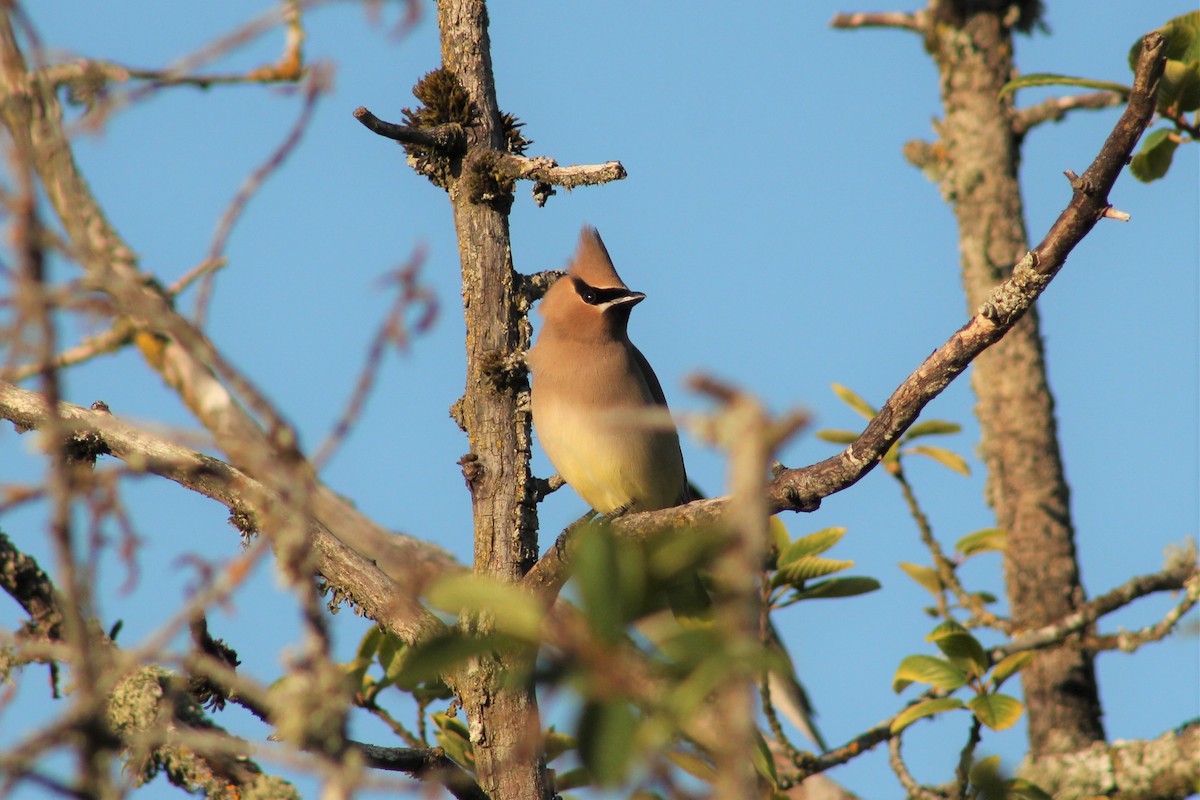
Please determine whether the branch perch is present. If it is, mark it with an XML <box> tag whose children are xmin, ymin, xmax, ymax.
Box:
<box><xmin>522</xmin><ymin>32</ymin><xmax>1169</xmax><ymax>601</ymax></box>
<box><xmin>353</xmin><ymin>106</ymin><xmax>466</xmax><ymax>152</ymax></box>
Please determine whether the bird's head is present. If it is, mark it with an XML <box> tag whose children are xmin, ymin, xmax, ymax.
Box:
<box><xmin>538</xmin><ymin>225</ymin><xmax>644</xmax><ymax>339</ymax></box>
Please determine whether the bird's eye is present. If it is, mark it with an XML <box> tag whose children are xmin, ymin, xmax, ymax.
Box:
<box><xmin>572</xmin><ymin>278</ymin><xmax>600</xmax><ymax>305</ymax></box>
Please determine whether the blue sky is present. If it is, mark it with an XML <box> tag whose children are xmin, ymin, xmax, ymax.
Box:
<box><xmin>2</xmin><ymin>2</ymin><xmax>1197</xmax><ymax>798</ymax></box>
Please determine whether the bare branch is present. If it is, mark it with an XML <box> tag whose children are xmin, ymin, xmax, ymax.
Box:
<box><xmin>488</xmin><ymin>151</ymin><xmax>627</xmax><ymax>190</ymax></box>
<box><xmin>353</xmin><ymin>106</ymin><xmax>466</xmax><ymax>151</ymax></box>
<box><xmin>0</xmin><ymin>321</ymin><xmax>134</xmax><ymax>384</ymax></box>
<box><xmin>348</xmin><ymin>742</ymin><xmax>489</xmax><ymax>800</ymax></box>
<box><xmin>995</xmin><ymin>560</ymin><xmax>1199</xmax><ymax>658</ymax></box>
<box><xmin>1013</xmin><ymin>91</ymin><xmax>1125</xmax><ymax>136</ymax></box>
<box><xmin>830</xmin><ymin>10</ymin><xmax>925</xmax><ymax>32</ymax></box>
<box><xmin>0</xmin><ymin>381</ymin><xmax>452</xmax><ymax>645</ymax></box>
<box><xmin>888</xmin><ymin>734</ymin><xmax>945</xmax><ymax>800</ymax></box>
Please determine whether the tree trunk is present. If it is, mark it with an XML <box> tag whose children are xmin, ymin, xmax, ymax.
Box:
<box><xmin>434</xmin><ymin>1</ymin><xmax>550</xmax><ymax>797</ymax></box>
<box><xmin>923</xmin><ymin>0</ymin><xmax>1105</xmax><ymax>756</ymax></box>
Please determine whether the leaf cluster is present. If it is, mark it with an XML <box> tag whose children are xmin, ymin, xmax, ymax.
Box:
<box><xmin>1001</xmin><ymin>11</ymin><xmax>1200</xmax><ymax>182</ymax></box>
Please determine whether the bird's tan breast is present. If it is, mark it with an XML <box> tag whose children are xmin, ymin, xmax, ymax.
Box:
<box><xmin>528</xmin><ymin>339</ymin><xmax>686</xmax><ymax>513</ymax></box>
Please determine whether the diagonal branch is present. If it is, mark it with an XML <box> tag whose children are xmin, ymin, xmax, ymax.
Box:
<box><xmin>0</xmin><ymin>380</ymin><xmax>450</xmax><ymax>645</ymax></box>
<box><xmin>522</xmin><ymin>32</ymin><xmax>1169</xmax><ymax>602</ymax></box>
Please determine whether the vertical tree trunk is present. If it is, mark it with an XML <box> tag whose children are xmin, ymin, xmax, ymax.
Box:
<box><xmin>434</xmin><ymin>1</ymin><xmax>550</xmax><ymax>797</ymax></box>
<box><xmin>924</xmin><ymin>1</ymin><xmax>1105</xmax><ymax>756</ymax></box>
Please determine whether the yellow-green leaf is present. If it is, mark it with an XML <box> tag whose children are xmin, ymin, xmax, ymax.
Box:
<box><xmin>787</xmin><ymin>576</ymin><xmax>881</xmax><ymax>602</ymax></box>
<box><xmin>433</xmin><ymin>712</ymin><xmax>474</xmax><ymax>769</ymax></box>
<box><xmin>990</xmin><ymin>651</ymin><xmax>1035</xmax><ymax>690</ymax></box>
<box><xmin>551</xmin><ymin>767</ymin><xmax>591</xmax><ymax>792</ymax></box>
<box><xmin>925</xmin><ymin>619</ymin><xmax>968</xmax><ymax>640</ymax></box>
<box><xmin>892</xmin><ymin>654</ymin><xmax>967</xmax><ymax>693</ymax></box>
<box><xmin>968</xmin><ymin>693</ymin><xmax>1024</xmax><ymax>731</ymax></box>
<box><xmin>890</xmin><ymin>697</ymin><xmax>965</xmax><ymax>733</ymax></box>
<box><xmin>815</xmin><ymin>428</ymin><xmax>861</xmax><ymax>445</ymax></box>
<box><xmin>768</xmin><ymin>516</ymin><xmax>791</xmax><ymax>555</ymax></box>
<box><xmin>397</xmin><ymin>631</ymin><xmax>516</xmax><ymax>686</ymax></box>
<box><xmin>899</xmin><ymin>562</ymin><xmax>943</xmax><ymax>597</ymax></box>
<box><xmin>932</xmin><ymin>632</ymin><xmax>989</xmax><ymax>679</ymax></box>
<box><xmin>751</xmin><ymin>729</ymin><xmax>778</xmax><ymax>787</ymax></box>
<box><xmin>903</xmin><ymin>420</ymin><xmax>962</xmax><ymax>440</ymax></box>
<box><xmin>1004</xmin><ymin>778</ymin><xmax>1054</xmax><ymax>799</ymax></box>
<box><xmin>665</xmin><ymin>749</ymin><xmax>716</xmax><ymax>783</ymax></box>
<box><xmin>356</xmin><ymin>626</ymin><xmax>383</xmax><ymax>660</ymax></box>
<box><xmin>427</xmin><ymin>573</ymin><xmax>544</xmax><ymax>642</ymax></box>
<box><xmin>956</xmin><ymin>527</ymin><xmax>1008</xmax><ymax>556</ymax></box>
<box><xmin>778</xmin><ymin>527</ymin><xmax>847</xmax><ymax>564</ymax></box>
<box><xmin>904</xmin><ymin>444</ymin><xmax>970</xmax><ymax>476</ymax></box>
<box><xmin>831</xmin><ymin>383</ymin><xmax>877</xmax><ymax>420</ymax></box>
<box><xmin>543</xmin><ymin>730</ymin><xmax>577</xmax><ymax>764</ymax></box>
<box><xmin>578</xmin><ymin>700</ymin><xmax>637</xmax><ymax>785</ymax></box>
<box><xmin>999</xmin><ymin>73</ymin><xmax>1131</xmax><ymax>98</ymax></box>
<box><xmin>1130</xmin><ymin>128</ymin><xmax>1181</xmax><ymax>182</ymax></box>
<box><xmin>772</xmin><ymin>556</ymin><xmax>855</xmax><ymax>588</ymax></box>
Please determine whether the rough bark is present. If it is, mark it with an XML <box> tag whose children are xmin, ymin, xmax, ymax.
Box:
<box><xmin>922</xmin><ymin>1</ymin><xmax>1104</xmax><ymax>755</ymax></box>
<box><xmin>433</xmin><ymin>2</ymin><xmax>550</xmax><ymax>798</ymax></box>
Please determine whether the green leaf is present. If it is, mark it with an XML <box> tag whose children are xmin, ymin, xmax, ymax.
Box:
<box><xmin>376</xmin><ymin>634</ymin><xmax>412</xmax><ymax>690</ymax></box>
<box><xmin>768</xmin><ymin>516</ymin><xmax>791</xmax><ymax>557</ymax></box>
<box><xmin>968</xmin><ymin>693</ymin><xmax>1024</xmax><ymax>731</ymax></box>
<box><xmin>543</xmin><ymin>730</ymin><xmax>577</xmax><ymax>764</ymax></box>
<box><xmin>903</xmin><ymin>444</ymin><xmax>971</xmax><ymax>476</ymax></box>
<box><xmin>772</xmin><ymin>556</ymin><xmax>855</xmax><ymax>588</ymax></box>
<box><xmin>815</xmin><ymin>428</ymin><xmax>860</xmax><ymax>445</ymax></box>
<box><xmin>956</xmin><ymin>527</ymin><xmax>1008</xmax><ymax>556</ymax></box>
<box><xmin>925</xmin><ymin>619</ymin><xmax>967</xmax><ymax>640</ymax></box>
<box><xmin>899</xmin><ymin>562</ymin><xmax>943</xmax><ymax>597</ymax></box>
<box><xmin>550</xmin><ymin>767</ymin><xmax>591</xmax><ymax>791</ymax></box>
<box><xmin>1131</xmin><ymin>12</ymin><xmax>1200</xmax><ymax>71</ymax></box>
<box><xmin>990</xmin><ymin>651</ymin><xmax>1035</xmax><ymax>690</ymax></box>
<box><xmin>902</xmin><ymin>420</ymin><xmax>962</xmax><ymax>441</ymax></box>
<box><xmin>397</xmin><ymin>631</ymin><xmax>514</xmax><ymax>686</ymax></box>
<box><xmin>1130</xmin><ymin>127</ymin><xmax>1181</xmax><ymax>182</ymax></box>
<box><xmin>356</xmin><ymin>626</ymin><xmax>383</xmax><ymax>660</ymax></box>
<box><xmin>777</xmin><ymin>527</ymin><xmax>847</xmax><ymax>564</ymax></box>
<box><xmin>785</xmin><ymin>576</ymin><xmax>881</xmax><ymax>603</ymax></box>
<box><xmin>432</xmin><ymin>712</ymin><xmax>474</xmax><ymax>769</ymax></box>
<box><xmin>831</xmin><ymin>383</ymin><xmax>877</xmax><ymax>420</ymax></box>
<box><xmin>751</xmin><ymin>729</ymin><xmax>779</xmax><ymax>787</ymax></box>
<box><xmin>664</xmin><ymin>750</ymin><xmax>716</xmax><ymax>783</ymax></box>
<box><xmin>892</xmin><ymin>654</ymin><xmax>967</xmax><ymax>693</ymax></box>
<box><xmin>1162</xmin><ymin>58</ymin><xmax>1200</xmax><ymax>113</ymax></box>
<box><xmin>1004</xmin><ymin>778</ymin><xmax>1054</xmax><ymax>800</ymax></box>
<box><xmin>574</xmin><ymin>524</ymin><xmax>647</xmax><ymax>640</ymax></box>
<box><xmin>577</xmin><ymin>700</ymin><xmax>638</xmax><ymax>785</ymax></box>
<box><xmin>932</xmin><ymin>632</ymin><xmax>989</xmax><ymax>679</ymax></box>
<box><xmin>427</xmin><ymin>573</ymin><xmax>544</xmax><ymax>642</ymax></box>
<box><xmin>999</xmin><ymin>73</ymin><xmax>1131</xmax><ymax>98</ymax></box>
<box><xmin>890</xmin><ymin>697</ymin><xmax>966</xmax><ymax>733</ymax></box>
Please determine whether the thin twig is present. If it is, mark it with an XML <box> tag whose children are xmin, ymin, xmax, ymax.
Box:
<box><xmin>831</xmin><ymin>10</ymin><xmax>925</xmax><ymax>32</ymax></box>
<box><xmin>194</xmin><ymin>67</ymin><xmax>328</xmax><ymax>325</ymax></box>
<box><xmin>353</xmin><ymin>106</ymin><xmax>466</xmax><ymax>151</ymax></box>
<box><xmin>994</xmin><ymin>560</ymin><xmax>1198</xmax><ymax>658</ymax></box>
<box><xmin>1013</xmin><ymin>91</ymin><xmax>1125</xmax><ymax>136</ymax></box>
<box><xmin>889</xmin><ymin>733</ymin><xmax>945</xmax><ymax>800</ymax></box>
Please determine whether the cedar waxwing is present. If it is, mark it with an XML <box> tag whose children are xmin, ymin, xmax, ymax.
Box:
<box><xmin>527</xmin><ymin>226</ymin><xmax>689</xmax><ymax>514</ymax></box>
<box><xmin>527</xmin><ymin>226</ymin><xmax>829</xmax><ymax>752</ymax></box>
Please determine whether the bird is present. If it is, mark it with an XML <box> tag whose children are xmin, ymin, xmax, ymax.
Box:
<box><xmin>526</xmin><ymin>225</ymin><xmax>688</xmax><ymax>516</ymax></box>
<box><xmin>527</xmin><ymin>225</ymin><xmax>829</xmax><ymax>752</ymax></box>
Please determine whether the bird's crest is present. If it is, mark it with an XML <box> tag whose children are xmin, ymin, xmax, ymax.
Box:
<box><xmin>570</xmin><ymin>226</ymin><xmax>628</xmax><ymax>290</ymax></box>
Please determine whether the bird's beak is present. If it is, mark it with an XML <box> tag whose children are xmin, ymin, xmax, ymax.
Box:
<box><xmin>613</xmin><ymin>291</ymin><xmax>645</xmax><ymax>308</ymax></box>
